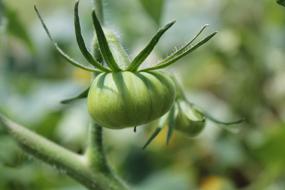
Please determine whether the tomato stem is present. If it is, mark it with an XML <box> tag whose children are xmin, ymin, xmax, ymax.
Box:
<box><xmin>85</xmin><ymin>122</ymin><xmax>111</xmax><ymax>173</ymax></box>
<box><xmin>0</xmin><ymin>114</ymin><xmax>129</xmax><ymax>190</ymax></box>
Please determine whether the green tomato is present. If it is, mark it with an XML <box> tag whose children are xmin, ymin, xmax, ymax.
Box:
<box><xmin>87</xmin><ymin>71</ymin><xmax>175</xmax><ymax>129</ymax></box>
<box><xmin>174</xmin><ymin>101</ymin><xmax>206</xmax><ymax>137</ymax></box>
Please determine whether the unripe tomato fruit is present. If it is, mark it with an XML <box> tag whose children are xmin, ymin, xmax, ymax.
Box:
<box><xmin>174</xmin><ymin>101</ymin><xmax>205</xmax><ymax>137</ymax></box>
<box><xmin>87</xmin><ymin>71</ymin><xmax>176</xmax><ymax>129</ymax></box>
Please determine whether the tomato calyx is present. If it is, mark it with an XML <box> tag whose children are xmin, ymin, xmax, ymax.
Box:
<box><xmin>35</xmin><ymin>0</ymin><xmax>217</xmax><ymax>74</ymax></box>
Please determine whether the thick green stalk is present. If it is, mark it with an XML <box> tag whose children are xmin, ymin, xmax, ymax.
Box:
<box><xmin>0</xmin><ymin>114</ymin><xmax>128</xmax><ymax>190</ymax></box>
<box><xmin>0</xmin><ymin>116</ymin><xmax>84</xmax><ymax>171</ymax></box>
<box><xmin>85</xmin><ymin>123</ymin><xmax>111</xmax><ymax>173</ymax></box>
<box><xmin>85</xmin><ymin>123</ymin><xmax>129</xmax><ymax>189</ymax></box>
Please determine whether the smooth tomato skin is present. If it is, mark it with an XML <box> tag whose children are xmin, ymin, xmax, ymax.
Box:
<box><xmin>87</xmin><ymin>71</ymin><xmax>176</xmax><ymax>129</ymax></box>
<box><xmin>175</xmin><ymin>113</ymin><xmax>205</xmax><ymax>137</ymax></box>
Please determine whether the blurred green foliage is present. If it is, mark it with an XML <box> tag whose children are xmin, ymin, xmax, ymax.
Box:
<box><xmin>139</xmin><ymin>0</ymin><xmax>165</xmax><ymax>25</ymax></box>
<box><xmin>0</xmin><ymin>0</ymin><xmax>285</xmax><ymax>190</ymax></box>
<box><xmin>277</xmin><ymin>0</ymin><xmax>285</xmax><ymax>6</ymax></box>
<box><xmin>4</xmin><ymin>5</ymin><xmax>34</xmax><ymax>52</ymax></box>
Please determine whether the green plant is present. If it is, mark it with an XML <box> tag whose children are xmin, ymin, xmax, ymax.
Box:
<box><xmin>34</xmin><ymin>0</ymin><xmax>215</xmax><ymax>129</ymax></box>
<box><xmin>0</xmin><ymin>0</ymin><xmax>243</xmax><ymax>190</ymax></box>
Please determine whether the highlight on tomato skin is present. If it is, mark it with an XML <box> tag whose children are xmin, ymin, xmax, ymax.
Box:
<box><xmin>87</xmin><ymin>71</ymin><xmax>176</xmax><ymax>129</ymax></box>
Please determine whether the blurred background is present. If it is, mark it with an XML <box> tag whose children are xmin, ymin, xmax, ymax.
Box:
<box><xmin>0</xmin><ymin>0</ymin><xmax>285</xmax><ymax>189</ymax></box>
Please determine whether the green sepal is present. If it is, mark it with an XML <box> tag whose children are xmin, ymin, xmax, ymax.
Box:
<box><xmin>166</xmin><ymin>106</ymin><xmax>176</xmax><ymax>145</ymax></box>
<box><xmin>74</xmin><ymin>1</ymin><xmax>110</xmax><ymax>72</ymax></box>
<box><xmin>142</xmin><ymin>128</ymin><xmax>162</xmax><ymax>150</ymax></box>
<box><xmin>205</xmin><ymin>113</ymin><xmax>245</xmax><ymax>133</ymax></box>
<box><xmin>61</xmin><ymin>87</ymin><xmax>90</xmax><ymax>104</ymax></box>
<box><xmin>91</xmin><ymin>10</ymin><xmax>121</xmax><ymax>71</ymax></box>
<box><xmin>142</xmin><ymin>32</ymin><xmax>217</xmax><ymax>71</ymax></box>
<box><xmin>142</xmin><ymin>114</ymin><xmax>168</xmax><ymax>149</ymax></box>
<box><xmin>127</xmin><ymin>21</ymin><xmax>175</xmax><ymax>71</ymax></box>
<box><xmin>161</xmin><ymin>24</ymin><xmax>208</xmax><ymax>64</ymax></box>
<box><xmin>34</xmin><ymin>6</ymin><xmax>101</xmax><ymax>73</ymax></box>
<box><xmin>205</xmin><ymin>114</ymin><xmax>245</xmax><ymax>126</ymax></box>
<box><xmin>101</xmin><ymin>29</ymin><xmax>131</xmax><ymax>69</ymax></box>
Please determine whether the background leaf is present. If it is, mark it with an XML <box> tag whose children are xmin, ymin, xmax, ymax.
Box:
<box><xmin>277</xmin><ymin>0</ymin><xmax>285</xmax><ymax>6</ymax></box>
<box><xmin>139</xmin><ymin>0</ymin><xmax>165</xmax><ymax>25</ymax></box>
<box><xmin>0</xmin><ymin>0</ymin><xmax>4</xmax><ymax>28</ymax></box>
<box><xmin>4</xmin><ymin>5</ymin><xmax>34</xmax><ymax>52</ymax></box>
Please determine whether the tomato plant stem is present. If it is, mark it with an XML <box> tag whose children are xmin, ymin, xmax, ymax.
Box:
<box><xmin>0</xmin><ymin>114</ymin><xmax>128</xmax><ymax>190</ymax></box>
<box><xmin>85</xmin><ymin>123</ymin><xmax>111</xmax><ymax>173</ymax></box>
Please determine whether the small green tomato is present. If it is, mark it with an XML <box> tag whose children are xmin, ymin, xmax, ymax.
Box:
<box><xmin>174</xmin><ymin>101</ymin><xmax>205</xmax><ymax>137</ymax></box>
<box><xmin>35</xmin><ymin>0</ymin><xmax>216</xmax><ymax>129</ymax></box>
